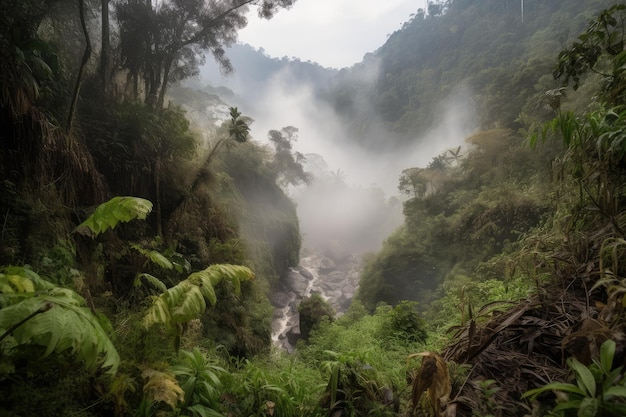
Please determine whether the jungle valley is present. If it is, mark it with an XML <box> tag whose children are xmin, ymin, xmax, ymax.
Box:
<box><xmin>2</xmin><ymin>1</ymin><xmax>626</xmax><ymax>416</ymax></box>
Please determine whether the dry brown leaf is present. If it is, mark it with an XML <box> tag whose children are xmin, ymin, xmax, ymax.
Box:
<box><xmin>408</xmin><ymin>352</ymin><xmax>451</xmax><ymax>417</ymax></box>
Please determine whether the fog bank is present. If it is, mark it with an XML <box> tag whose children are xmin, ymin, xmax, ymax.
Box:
<box><xmin>198</xmin><ymin>64</ymin><xmax>477</xmax><ymax>255</ymax></box>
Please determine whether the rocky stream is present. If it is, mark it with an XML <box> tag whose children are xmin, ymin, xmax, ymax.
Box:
<box><xmin>269</xmin><ymin>253</ymin><xmax>361</xmax><ymax>352</ymax></box>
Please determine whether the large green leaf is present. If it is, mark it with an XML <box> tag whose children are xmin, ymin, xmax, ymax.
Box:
<box><xmin>0</xmin><ymin>288</ymin><xmax>120</xmax><ymax>374</ymax></box>
<box><xmin>143</xmin><ymin>264</ymin><xmax>254</xmax><ymax>330</ymax></box>
<box><xmin>569</xmin><ymin>357</ymin><xmax>597</xmax><ymax>397</ymax></box>
<box><xmin>522</xmin><ymin>382</ymin><xmax>586</xmax><ymax>400</ymax></box>
<box><xmin>76</xmin><ymin>196</ymin><xmax>153</xmax><ymax>237</ymax></box>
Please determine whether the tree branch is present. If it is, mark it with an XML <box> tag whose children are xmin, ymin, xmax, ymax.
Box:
<box><xmin>0</xmin><ymin>303</ymin><xmax>53</xmax><ymax>344</ymax></box>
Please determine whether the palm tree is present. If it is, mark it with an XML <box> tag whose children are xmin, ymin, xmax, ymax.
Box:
<box><xmin>228</xmin><ymin>107</ymin><xmax>250</xmax><ymax>143</ymax></box>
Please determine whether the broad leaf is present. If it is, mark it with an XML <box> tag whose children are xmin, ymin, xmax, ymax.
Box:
<box><xmin>522</xmin><ymin>382</ymin><xmax>586</xmax><ymax>400</ymax></box>
<box><xmin>604</xmin><ymin>385</ymin><xmax>626</xmax><ymax>399</ymax></box>
<box><xmin>569</xmin><ymin>357</ymin><xmax>597</xmax><ymax>397</ymax></box>
<box><xmin>577</xmin><ymin>397</ymin><xmax>599</xmax><ymax>417</ymax></box>
<box><xmin>599</xmin><ymin>339</ymin><xmax>616</xmax><ymax>374</ymax></box>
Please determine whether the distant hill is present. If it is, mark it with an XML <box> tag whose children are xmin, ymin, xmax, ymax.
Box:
<box><xmin>191</xmin><ymin>1</ymin><xmax>613</xmax><ymax>153</ymax></box>
<box><xmin>196</xmin><ymin>43</ymin><xmax>338</xmax><ymax>105</ymax></box>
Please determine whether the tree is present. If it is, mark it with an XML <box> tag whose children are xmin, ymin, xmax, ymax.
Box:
<box><xmin>554</xmin><ymin>4</ymin><xmax>626</xmax><ymax>105</ymax></box>
<box><xmin>298</xmin><ymin>293</ymin><xmax>334</xmax><ymax>340</ymax></box>
<box><xmin>115</xmin><ymin>0</ymin><xmax>297</xmax><ymax>109</ymax></box>
<box><xmin>267</xmin><ymin>126</ymin><xmax>311</xmax><ymax>187</ymax></box>
<box><xmin>66</xmin><ymin>0</ymin><xmax>91</xmax><ymax>133</ymax></box>
<box><xmin>100</xmin><ymin>0</ymin><xmax>111</xmax><ymax>94</ymax></box>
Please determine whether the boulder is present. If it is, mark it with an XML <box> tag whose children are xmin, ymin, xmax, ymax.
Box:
<box><xmin>318</xmin><ymin>257</ymin><xmax>337</xmax><ymax>273</ymax></box>
<box><xmin>298</xmin><ymin>266</ymin><xmax>315</xmax><ymax>280</ymax></box>
<box><xmin>286</xmin><ymin>321</ymin><xmax>301</xmax><ymax>346</ymax></box>
<box><xmin>286</xmin><ymin>269</ymin><xmax>310</xmax><ymax>295</ymax></box>
<box><xmin>269</xmin><ymin>291</ymin><xmax>294</xmax><ymax>308</ymax></box>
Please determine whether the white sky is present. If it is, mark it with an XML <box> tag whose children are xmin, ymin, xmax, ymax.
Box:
<box><xmin>238</xmin><ymin>0</ymin><xmax>427</xmax><ymax>69</ymax></box>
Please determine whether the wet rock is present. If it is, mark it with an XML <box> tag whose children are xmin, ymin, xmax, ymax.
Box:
<box><xmin>298</xmin><ymin>266</ymin><xmax>315</xmax><ymax>280</ymax></box>
<box><xmin>325</xmin><ymin>271</ymin><xmax>344</xmax><ymax>284</ymax></box>
<box><xmin>286</xmin><ymin>321</ymin><xmax>301</xmax><ymax>346</ymax></box>
<box><xmin>269</xmin><ymin>291</ymin><xmax>294</xmax><ymax>308</ymax></box>
<box><xmin>319</xmin><ymin>257</ymin><xmax>337</xmax><ymax>273</ymax></box>
<box><xmin>286</xmin><ymin>269</ymin><xmax>310</xmax><ymax>294</ymax></box>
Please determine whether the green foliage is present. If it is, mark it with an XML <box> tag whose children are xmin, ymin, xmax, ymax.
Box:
<box><xmin>143</xmin><ymin>264</ymin><xmax>254</xmax><ymax>331</ymax></box>
<box><xmin>329</xmin><ymin>0</ymin><xmax>604</xmax><ymax>144</ymax></box>
<box><xmin>76</xmin><ymin>196</ymin><xmax>153</xmax><ymax>238</ymax></box>
<box><xmin>319</xmin><ymin>350</ymin><xmax>397</xmax><ymax>416</ymax></box>
<box><xmin>358</xmin><ymin>129</ymin><xmax>552</xmax><ymax>312</ymax></box>
<box><xmin>0</xmin><ymin>266</ymin><xmax>120</xmax><ymax>375</ymax></box>
<box><xmin>523</xmin><ymin>340</ymin><xmax>626</xmax><ymax>416</ymax></box>
<box><xmin>218</xmin><ymin>139</ymin><xmax>302</xmax><ymax>282</ymax></box>
<box><xmin>298</xmin><ymin>294</ymin><xmax>335</xmax><ymax>341</ymax></box>
<box><xmin>388</xmin><ymin>301</ymin><xmax>428</xmax><ymax>344</ymax></box>
<box><xmin>171</xmin><ymin>348</ymin><xmax>226</xmax><ymax>416</ymax></box>
<box><xmin>554</xmin><ymin>4</ymin><xmax>626</xmax><ymax>105</ymax></box>
<box><xmin>228</xmin><ymin>107</ymin><xmax>250</xmax><ymax>143</ymax></box>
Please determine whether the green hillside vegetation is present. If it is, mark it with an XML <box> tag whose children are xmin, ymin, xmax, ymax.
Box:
<box><xmin>1</xmin><ymin>0</ymin><xmax>626</xmax><ymax>416</ymax></box>
<box><xmin>328</xmin><ymin>0</ymin><xmax>611</xmax><ymax>148</ymax></box>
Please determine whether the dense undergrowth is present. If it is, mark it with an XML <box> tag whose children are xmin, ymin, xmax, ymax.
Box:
<box><xmin>2</xmin><ymin>1</ymin><xmax>626</xmax><ymax>417</ymax></box>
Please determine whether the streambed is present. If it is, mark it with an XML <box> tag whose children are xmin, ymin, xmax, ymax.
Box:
<box><xmin>269</xmin><ymin>253</ymin><xmax>361</xmax><ymax>352</ymax></box>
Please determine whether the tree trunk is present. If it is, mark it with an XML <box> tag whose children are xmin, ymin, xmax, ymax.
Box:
<box><xmin>66</xmin><ymin>0</ymin><xmax>91</xmax><ymax>133</ymax></box>
<box><xmin>156</xmin><ymin>56</ymin><xmax>173</xmax><ymax>110</ymax></box>
<box><xmin>100</xmin><ymin>0</ymin><xmax>110</xmax><ymax>95</ymax></box>
<box><xmin>155</xmin><ymin>156</ymin><xmax>163</xmax><ymax>237</ymax></box>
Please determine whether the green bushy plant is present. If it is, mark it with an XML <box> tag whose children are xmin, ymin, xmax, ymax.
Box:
<box><xmin>523</xmin><ymin>340</ymin><xmax>626</xmax><ymax>416</ymax></box>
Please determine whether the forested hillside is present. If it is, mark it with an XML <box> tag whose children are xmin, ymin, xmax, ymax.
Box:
<box><xmin>327</xmin><ymin>0</ymin><xmax>611</xmax><ymax>149</ymax></box>
<box><xmin>2</xmin><ymin>0</ymin><xmax>626</xmax><ymax>416</ymax></box>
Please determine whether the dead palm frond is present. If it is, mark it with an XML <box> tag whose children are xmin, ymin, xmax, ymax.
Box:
<box><xmin>407</xmin><ymin>351</ymin><xmax>451</xmax><ymax>416</ymax></box>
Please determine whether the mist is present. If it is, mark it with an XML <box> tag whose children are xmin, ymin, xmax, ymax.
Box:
<box><xmin>195</xmin><ymin>53</ymin><xmax>477</xmax><ymax>256</ymax></box>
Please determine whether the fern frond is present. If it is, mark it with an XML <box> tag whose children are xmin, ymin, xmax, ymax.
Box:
<box><xmin>134</xmin><ymin>273</ymin><xmax>168</xmax><ymax>292</ymax></box>
<box><xmin>143</xmin><ymin>264</ymin><xmax>254</xmax><ymax>330</ymax></box>
<box><xmin>171</xmin><ymin>285</ymin><xmax>206</xmax><ymax>323</ymax></box>
<box><xmin>141</xmin><ymin>367</ymin><xmax>184</xmax><ymax>409</ymax></box>
<box><xmin>131</xmin><ymin>244</ymin><xmax>174</xmax><ymax>270</ymax></box>
<box><xmin>0</xmin><ymin>266</ymin><xmax>56</xmax><ymax>294</ymax></box>
<box><xmin>0</xmin><ymin>286</ymin><xmax>120</xmax><ymax>374</ymax></box>
<box><xmin>187</xmin><ymin>264</ymin><xmax>254</xmax><ymax>299</ymax></box>
<box><xmin>143</xmin><ymin>295</ymin><xmax>172</xmax><ymax>327</ymax></box>
<box><xmin>75</xmin><ymin>196</ymin><xmax>153</xmax><ymax>237</ymax></box>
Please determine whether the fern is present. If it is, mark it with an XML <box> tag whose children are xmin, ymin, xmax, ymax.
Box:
<box><xmin>0</xmin><ymin>267</ymin><xmax>120</xmax><ymax>374</ymax></box>
<box><xmin>131</xmin><ymin>244</ymin><xmax>174</xmax><ymax>270</ymax></box>
<box><xmin>143</xmin><ymin>264</ymin><xmax>254</xmax><ymax>330</ymax></box>
<box><xmin>141</xmin><ymin>367</ymin><xmax>185</xmax><ymax>409</ymax></box>
<box><xmin>133</xmin><ymin>273</ymin><xmax>168</xmax><ymax>292</ymax></box>
<box><xmin>75</xmin><ymin>196</ymin><xmax>153</xmax><ymax>237</ymax></box>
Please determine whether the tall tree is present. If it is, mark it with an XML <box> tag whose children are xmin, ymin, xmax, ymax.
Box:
<box><xmin>100</xmin><ymin>0</ymin><xmax>111</xmax><ymax>94</ymax></box>
<box><xmin>116</xmin><ymin>0</ymin><xmax>296</xmax><ymax>109</ymax></box>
